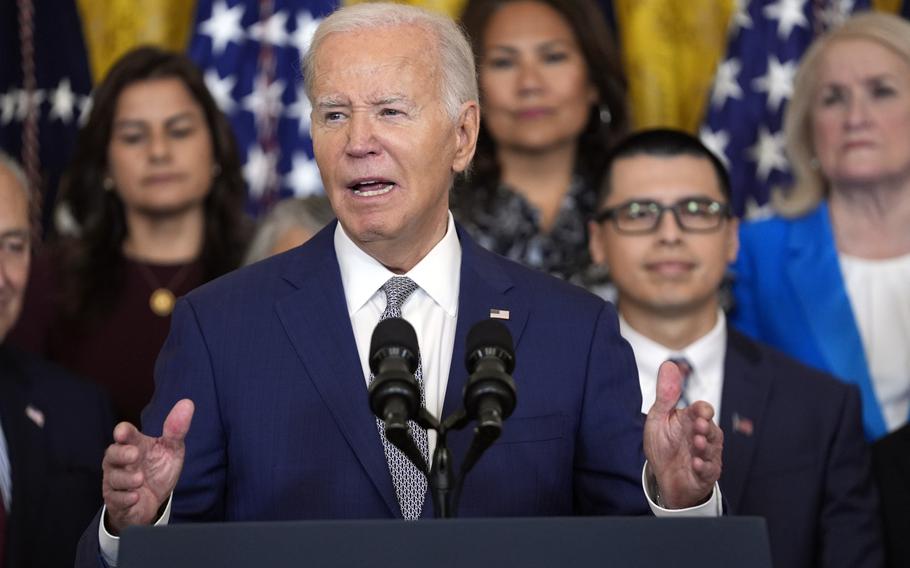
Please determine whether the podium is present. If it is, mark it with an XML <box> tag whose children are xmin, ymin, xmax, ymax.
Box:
<box><xmin>120</xmin><ymin>516</ymin><xmax>772</xmax><ymax>567</ymax></box>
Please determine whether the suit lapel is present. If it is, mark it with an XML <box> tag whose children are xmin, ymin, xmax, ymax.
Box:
<box><xmin>442</xmin><ymin>226</ymin><xmax>528</xmax><ymax>421</ymax></box>
<box><xmin>785</xmin><ymin>204</ymin><xmax>886</xmax><ymax>438</ymax></box>
<box><xmin>719</xmin><ymin>330</ymin><xmax>772</xmax><ymax>513</ymax></box>
<box><xmin>275</xmin><ymin>225</ymin><xmax>399</xmax><ymax>517</ymax></box>
<box><xmin>0</xmin><ymin>346</ymin><xmax>47</xmax><ymax>565</ymax></box>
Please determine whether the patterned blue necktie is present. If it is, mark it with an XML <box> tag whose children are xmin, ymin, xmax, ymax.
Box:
<box><xmin>669</xmin><ymin>357</ymin><xmax>693</xmax><ymax>408</ymax></box>
<box><xmin>371</xmin><ymin>276</ymin><xmax>429</xmax><ymax>519</ymax></box>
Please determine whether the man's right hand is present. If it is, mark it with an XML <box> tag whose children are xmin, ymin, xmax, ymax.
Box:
<box><xmin>102</xmin><ymin>399</ymin><xmax>195</xmax><ymax>534</ymax></box>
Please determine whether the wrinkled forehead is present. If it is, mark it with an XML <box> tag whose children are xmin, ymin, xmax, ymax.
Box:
<box><xmin>309</xmin><ymin>24</ymin><xmax>441</xmax><ymax>96</ymax></box>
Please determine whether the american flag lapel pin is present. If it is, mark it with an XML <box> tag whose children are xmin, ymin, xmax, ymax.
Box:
<box><xmin>732</xmin><ymin>412</ymin><xmax>753</xmax><ymax>436</ymax></box>
<box><xmin>489</xmin><ymin>308</ymin><xmax>510</xmax><ymax>320</ymax></box>
<box><xmin>25</xmin><ymin>404</ymin><xmax>45</xmax><ymax>428</ymax></box>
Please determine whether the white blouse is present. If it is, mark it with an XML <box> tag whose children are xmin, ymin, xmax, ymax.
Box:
<box><xmin>840</xmin><ymin>252</ymin><xmax>910</xmax><ymax>432</ymax></box>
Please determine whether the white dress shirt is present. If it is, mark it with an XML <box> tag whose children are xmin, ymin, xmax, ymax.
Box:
<box><xmin>840</xmin><ymin>252</ymin><xmax>910</xmax><ymax>432</ymax></box>
<box><xmin>100</xmin><ymin>213</ymin><xmax>719</xmax><ymax>565</ymax></box>
<box><xmin>620</xmin><ymin>310</ymin><xmax>727</xmax><ymax>421</ymax></box>
<box><xmin>337</xmin><ymin>213</ymin><xmax>461</xmax><ymax>455</ymax></box>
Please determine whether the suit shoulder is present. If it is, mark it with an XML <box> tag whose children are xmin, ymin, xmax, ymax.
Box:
<box><xmin>474</xmin><ymin>243</ymin><xmax>610</xmax><ymax>313</ymax></box>
<box><xmin>3</xmin><ymin>346</ymin><xmax>113</xmax><ymax>431</ymax></box>
<box><xmin>729</xmin><ymin>328</ymin><xmax>857</xmax><ymax>399</ymax></box>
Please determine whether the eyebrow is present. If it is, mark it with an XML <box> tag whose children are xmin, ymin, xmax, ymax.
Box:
<box><xmin>113</xmin><ymin>110</ymin><xmax>199</xmax><ymax>130</ymax></box>
<box><xmin>315</xmin><ymin>95</ymin><xmax>413</xmax><ymax>108</ymax></box>
<box><xmin>0</xmin><ymin>228</ymin><xmax>30</xmax><ymax>239</ymax></box>
<box><xmin>821</xmin><ymin>73</ymin><xmax>898</xmax><ymax>87</ymax></box>
<box><xmin>486</xmin><ymin>39</ymin><xmax>574</xmax><ymax>54</ymax></box>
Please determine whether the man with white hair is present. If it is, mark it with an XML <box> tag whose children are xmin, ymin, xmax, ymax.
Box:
<box><xmin>79</xmin><ymin>4</ymin><xmax>723</xmax><ymax>566</ymax></box>
<box><xmin>0</xmin><ymin>152</ymin><xmax>113</xmax><ymax>567</ymax></box>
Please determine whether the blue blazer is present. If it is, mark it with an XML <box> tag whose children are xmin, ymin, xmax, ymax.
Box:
<box><xmin>76</xmin><ymin>222</ymin><xmax>649</xmax><ymax>564</ymax></box>
<box><xmin>731</xmin><ymin>203</ymin><xmax>891</xmax><ymax>439</ymax></box>
<box><xmin>0</xmin><ymin>344</ymin><xmax>113</xmax><ymax>568</ymax></box>
<box><xmin>719</xmin><ymin>329</ymin><xmax>882</xmax><ymax>568</ymax></box>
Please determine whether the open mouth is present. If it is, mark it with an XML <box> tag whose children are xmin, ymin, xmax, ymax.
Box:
<box><xmin>348</xmin><ymin>179</ymin><xmax>395</xmax><ymax>197</ymax></box>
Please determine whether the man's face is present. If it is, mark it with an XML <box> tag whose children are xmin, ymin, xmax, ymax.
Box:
<box><xmin>309</xmin><ymin>24</ymin><xmax>478</xmax><ymax>267</ymax></box>
<box><xmin>588</xmin><ymin>154</ymin><xmax>738</xmax><ymax>319</ymax></box>
<box><xmin>0</xmin><ymin>166</ymin><xmax>30</xmax><ymax>341</ymax></box>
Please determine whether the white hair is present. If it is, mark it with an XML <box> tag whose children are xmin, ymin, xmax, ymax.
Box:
<box><xmin>0</xmin><ymin>150</ymin><xmax>31</xmax><ymax>203</ymax></box>
<box><xmin>302</xmin><ymin>2</ymin><xmax>477</xmax><ymax>120</ymax></box>
<box><xmin>243</xmin><ymin>196</ymin><xmax>335</xmax><ymax>265</ymax></box>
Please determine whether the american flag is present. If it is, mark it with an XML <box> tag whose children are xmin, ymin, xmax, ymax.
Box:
<box><xmin>700</xmin><ymin>0</ymin><xmax>871</xmax><ymax>218</ymax></box>
<box><xmin>0</xmin><ymin>0</ymin><xmax>94</xmax><ymax>234</ymax></box>
<box><xmin>188</xmin><ymin>0</ymin><xmax>339</xmax><ymax>217</ymax></box>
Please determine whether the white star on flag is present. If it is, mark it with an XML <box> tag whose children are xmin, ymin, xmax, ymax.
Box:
<box><xmin>198</xmin><ymin>0</ymin><xmax>247</xmax><ymax>55</ymax></box>
<box><xmin>204</xmin><ymin>69</ymin><xmax>238</xmax><ymax>113</ymax></box>
<box><xmin>711</xmin><ymin>59</ymin><xmax>743</xmax><ymax>109</ymax></box>
<box><xmin>286</xmin><ymin>85</ymin><xmax>312</xmax><ymax>135</ymax></box>
<box><xmin>249</xmin><ymin>10</ymin><xmax>289</xmax><ymax>47</ymax></box>
<box><xmin>752</xmin><ymin>56</ymin><xmax>797</xmax><ymax>113</ymax></box>
<box><xmin>748</xmin><ymin>126</ymin><xmax>788</xmax><ymax>182</ymax></box>
<box><xmin>291</xmin><ymin>11</ymin><xmax>322</xmax><ymax>58</ymax></box>
<box><xmin>699</xmin><ymin>127</ymin><xmax>731</xmax><ymax>169</ymax></box>
<box><xmin>731</xmin><ymin>0</ymin><xmax>753</xmax><ymax>32</ymax></box>
<box><xmin>0</xmin><ymin>91</ymin><xmax>17</xmax><ymax>125</ymax></box>
<box><xmin>763</xmin><ymin>0</ymin><xmax>809</xmax><ymax>40</ymax></box>
<box><xmin>15</xmin><ymin>89</ymin><xmax>45</xmax><ymax>122</ymax></box>
<box><xmin>287</xmin><ymin>152</ymin><xmax>323</xmax><ymax>197</ymax></box>
<box><xmin>243</xmin><ymin>75</ymin><xmax>286</xmax><ymax>129</ymax></box>
<box><xmin>244</xmin><ymin>145</ymin><xmax>278</xmax><ymax>199</ymax></box>
<box><xmin>48</xmin><ymin>78</ymin><xmax>77</xmax><ymax>124</ymax></box>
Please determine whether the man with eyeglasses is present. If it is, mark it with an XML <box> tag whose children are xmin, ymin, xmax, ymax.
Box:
<box><xmin>588</xmin><ymin>129</ymin><xmax>883</xmax><ymax>568</ymax></box>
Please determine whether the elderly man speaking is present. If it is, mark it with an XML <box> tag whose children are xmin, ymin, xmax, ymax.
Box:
<box><xmin>78</xmin><ymin>4</ymin><xmax>723</xmax><ymax>566</ymax></box>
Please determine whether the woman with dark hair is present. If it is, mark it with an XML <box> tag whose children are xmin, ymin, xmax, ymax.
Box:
<box><xmin>453</xmin><ymin>0</ymin><xmax>627</xmax><ymax>285</ymax></box>
<box><xmin>9</xmin><ymin>46</ymin><xmax>250</xmax><ymax>425</ymax></box>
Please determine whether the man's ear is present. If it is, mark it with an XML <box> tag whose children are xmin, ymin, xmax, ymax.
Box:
<box><xmin>452</xmin><ymin>100</ymin><xmax>480</xmax><ymax>174</ymax></box>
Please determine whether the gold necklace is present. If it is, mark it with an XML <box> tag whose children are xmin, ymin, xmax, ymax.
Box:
<box><xmin>134</xmin><ymin>261</ymin><xmax>194</xmax><ymax>317</ymax></box>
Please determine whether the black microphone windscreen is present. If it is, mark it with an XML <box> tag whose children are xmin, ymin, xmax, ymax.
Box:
<box><xmin>369</xmin><ymin>317</ymin><xmax>419</xmax><ymax>372</ymax></box>
<box><xmin>465</xmin><ymin>319</ymin><xmax>515</xmax><ymax>370</ymax></box>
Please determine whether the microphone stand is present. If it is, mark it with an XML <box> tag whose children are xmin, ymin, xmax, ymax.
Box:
<box><xmin>404</xmin><ymin>407</ymin><xmax>498</xmax><ymax>518</ymax></box>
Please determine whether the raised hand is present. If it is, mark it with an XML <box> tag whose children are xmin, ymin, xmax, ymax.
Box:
<box><xmin>644</xmin><ymin>361</ymin><xmax>723</xmax><ymax>509</ymax></box>
<box><xmin>101</xmin><ymin>399</ymin><xmax>194</xmax><ymax>534</ymax></box>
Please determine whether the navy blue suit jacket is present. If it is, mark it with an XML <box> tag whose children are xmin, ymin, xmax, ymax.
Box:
<box><xmin>719</xmin><ymin>329</ymin><xmax>882</xmax><ymax>568</ymax></box>
<box><xmin>0</xmin><ymin>344</ymin><xmax>112</xmax><ymax>568</ymax></box>
<box><xmin>77</xmin><ymin>222</ymin><xmax>648</xmax><ymax>564</ymax></box>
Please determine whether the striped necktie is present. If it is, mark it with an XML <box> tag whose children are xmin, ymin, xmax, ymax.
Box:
<box><xmin>669</xmin><ymin>357</ymin><xmax>693</xmax><ymax>408</ymax></box>
<box><xmin>370</xmin><ymin>276</ymin><xmax>429</xmax><ymax>519</ymax></box>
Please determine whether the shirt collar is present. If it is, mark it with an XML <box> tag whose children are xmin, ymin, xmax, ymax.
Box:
<box><xmin>334</xmin><ymin>212</ymin><xmax>461</xmax><ymax>317</ymax></box>
<box><xmin>620</xmin><ymin>310</ymin><xmax>727</xmax><ymax>382</ymax></box>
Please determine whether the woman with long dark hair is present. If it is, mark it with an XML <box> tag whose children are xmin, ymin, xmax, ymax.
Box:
<box><xmin>453</xmin><ymin>0</ymin><xmax>627</xmax><ymax>286</ymax></box>
<box><xmin>10</xmin><ymin>46</ymin><xmax>250</xmax><ymax>425</ymax></box>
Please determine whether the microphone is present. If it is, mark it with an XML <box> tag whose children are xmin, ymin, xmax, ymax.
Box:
<box><xmin>463</xmin><ymin>319</ymin><xmax>517</xmax><ymax>442</ymax></box>
<box><xmin>368</xmin><ymin>317</ymin><xmax>427</xmax><ymax>474</ymax></box>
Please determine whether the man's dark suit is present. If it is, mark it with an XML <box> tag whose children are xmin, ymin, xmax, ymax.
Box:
<box><xmin>76</xmin><ymin>222</ymin><xmax>649</xmax><ymax>564</ymax></box>
<box><xmin>0</xmin><ymin>344</ymin><xmax>112</xmax><ymax>567</ymax></box>
<box><xmin>719</xmin><ymin>329</ymin><xmax>883</xmax><ymax>568</ymax></box>
<box><xmin>872</xmin><ymin>423</ymin><xmax>910</xmax><ymax>568</ymax></box>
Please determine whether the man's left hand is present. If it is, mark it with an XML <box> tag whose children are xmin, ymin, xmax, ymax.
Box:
<box><xmin>644</xmin><ymin>360</ymin><xmax>723</xmax><ymax>509</ymax></box>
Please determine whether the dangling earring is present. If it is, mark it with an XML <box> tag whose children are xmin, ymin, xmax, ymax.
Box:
<box><xmin>599</xmin><ymin>104</ymin><xmax>612</xmax><ymax>126</ymax></box>
<box><xmin>809</xmin><ymin>156</ymin><xmax>820</xmax><ymax>170</ymax></box>
<box><xmin>103</xmin><ymin>177</ymin><xmax>115</xmax><ymax>192</ymax></box>
<box><xmin>212</xmin><ymin>163</ymin><xmax>222</xmax><ymax>178</ymax></box>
